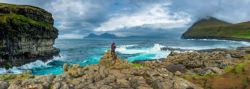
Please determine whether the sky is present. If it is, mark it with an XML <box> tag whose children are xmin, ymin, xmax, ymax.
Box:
<box><xmin>1</xmin><ymin>0</ymin><xmax>250</xmax><ymax>39</ymax></box>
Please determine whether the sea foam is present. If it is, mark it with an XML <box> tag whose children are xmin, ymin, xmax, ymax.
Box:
<box><xmin>117</xmin><ymin>44</ymin><xmax>171</xmax><ymax>62</ymax></box>
<box><xmin>0</xmin><ymin>55</ymin><xmax>66</xmax><ymax>74</ymax></box>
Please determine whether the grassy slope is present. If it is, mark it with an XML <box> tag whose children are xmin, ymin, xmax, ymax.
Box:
<box><xmin>0</xmin><ymin>3</ymin><xmax>51</xmax><ymax>17</ymax></box>
<box><xmin>182</xmin><ymin>17</ymin><xmax>250</xmax><ymax>40</ymax></box>
<box><xmin>184</xmin><ymin>55</ymin><xmax>250</xmax><ymax>89</ymax></box>
<box><xmin>0</xmin><ymin>13</ymin><xmax>52</xmax><ymax>27</ymax></box>
<box><xmin>0</xmin><ymin>3</ymin><xmax>53</xmax><ymax>28</ymax></box>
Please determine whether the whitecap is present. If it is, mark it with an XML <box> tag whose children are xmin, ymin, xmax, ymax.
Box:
<box><xmin>117</xmin><ymin>43</ymin><xmax>171</xmax><ymax>61</ymax></box>
<box><xmin>0</xmin><ymin>54</ymin><xmax>66</xmax><ymax>74</ymax></box>
<box><xmin>0</xmin><ymin>68</ymin><xmax>7</xmax><ymax>74</ymax></box>
<box><xmin>20</xmin><ymin>60</ymin><xmax>51</xmax><ymax>70</ymax></box>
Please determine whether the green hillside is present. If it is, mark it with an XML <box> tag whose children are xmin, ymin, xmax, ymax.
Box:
<box><xmin>182</xmin><ymin>17</ymin><xmax>250</xmax><ymax>41</ymax></box>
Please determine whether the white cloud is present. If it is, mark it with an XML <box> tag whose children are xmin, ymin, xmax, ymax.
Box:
<box><xmin>50</xmin><ymin>0</ymin><xmax>93</xmax><ymax>19</ymax></box>
<box><xmin>171</xmin><ymin>0</ymin><xmax>250</xmax><ymax>23</ymax></box>
<box><xmin>1</xmin><ymin>0</ymin><xmax>250</xmax><ymax>36</ymax></box>
<box><xmin>59</xmin><ymin>34</ymin><xmax>83</xmax><ymax>39</ymax></box>
<box><xmin>94</xmin><ymin>3</ymin><xmax>191</xmax><ymax>32</ymax></box>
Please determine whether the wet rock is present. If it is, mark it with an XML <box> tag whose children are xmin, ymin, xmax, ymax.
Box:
<box><xmin>173</xmin><ymin>76</ymin><xmax>202</xmax><ymax>89</ymax></box>
<box><xmin>237</xmin><ymin>47</ymin><xmax>250</xmax><ymax>53</ymax></box>
<box><xmin>0</xmin><ymin>81</ymin><xmax>9</xmax><ymax>89</ymax></box>
<box><xmin>54</xmin><ymin>75</ymin><xmax>66</xmax><ymax>82</ymax></box>
<box><xmin>52</xmin><ymin>82</ymin><xmax>61</xmax><ymax>89</ymax></box>
<box><xmin>63</xmin><ymin>64</ymin><xmax>69</xmax><ymax>72</ymax></box>
<box><xmin>207</xmin><ymin>67</ymin><xmax>224</xmax><ymax>75</ymax></box>
<box><xmin>117</xmin><ymin>79</ymin><xmax>130</xmax><ymax>88</ymax></box>
<box><xmin>166</xmin><ymin>64</ymin><xmax>186</xmax><ymax>73</ymax></box>
<box><xmin>225</xmin><ymin>54</ymin><xmax>232</xmax><ymax>59</ymax></box>
<box><xmin>8</xmin><ymin>80</ymin><xmax>22</xmax><ymax>89</ymax></box>
<box><xmin>60</xmin><ymin>82</ymin><xmax>70</xmax><ymax>89</ymax></box>
<box><xmin>99</xmin><ymin>85</ymin><xmax>113</xmax><ymax>89</ymax></box>
<box><xmin>1</xmin><ymin>51</ymin><xmax>203</xmax><ymax>89</ymax></box>
<box><xmin>175</xmin><ymin>71</ymin><xmax>182</xmax><ymax>76</ymax></box>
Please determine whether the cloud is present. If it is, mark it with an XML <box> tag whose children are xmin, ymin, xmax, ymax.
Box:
<box><xmin>0</xmin><ymin>0</ymin><xmax>52</xmax><ymax>9</ymax></box>
<box><xmin>94</xmin><ymin>3</ymin><xmax>191</xmax><ymax>32</ymax></box>
<box><xmin>0</xmin><ymin>0</ymin><xmax>250</xmax><ymax>38</ymax></box>
<box><xmin>59</xmin><ymin>34</ymin><xmax>83</xmax><ymax>39</ymax></box>
<box><xmin>171</xmin><ymin>0</ymin><xmax>250</xmax><ymax>23</ymax></box>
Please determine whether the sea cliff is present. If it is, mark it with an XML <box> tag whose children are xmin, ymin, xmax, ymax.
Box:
<box><xmin>182</xmin><ymin>17</ymin><xmax>250</xmax><ymax>41</ymax></box>
<box><xmin>0</xmin><ymin>3</ymin><xmax>59</xmax><ymax>68</ymax></box>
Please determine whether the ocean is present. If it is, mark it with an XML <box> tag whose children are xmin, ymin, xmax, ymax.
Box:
<box><xmin>1</xmin><ymin>38</ymin><xmax>250</xmax><ymax>75</ymax></box>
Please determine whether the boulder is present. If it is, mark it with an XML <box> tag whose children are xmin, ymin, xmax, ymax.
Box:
<box><xmin>166</xmin><ymin>64</ymin><xmax>186</xmax><ymax>73</ymax></box>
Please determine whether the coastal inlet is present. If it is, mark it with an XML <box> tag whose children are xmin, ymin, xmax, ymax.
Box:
<box><xmin>1</xmin><ymin>38</ymin><xmax>250</xmax><ymax>75</ymax></box>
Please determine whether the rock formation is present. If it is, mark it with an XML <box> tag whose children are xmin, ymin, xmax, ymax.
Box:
<box><xmin>0</xmin><ymin>3</ymin><xmax>59</xmax><ymax>68</ymax></box>
<box><xmin>1</xmin><ymin>47</ymin><xmax>250</xmax><ymax>89</ymax></box>
<box><xmin>0</xmin><ymin>51</ymin><xmax>202</xmax><ymax>89</ymax></box>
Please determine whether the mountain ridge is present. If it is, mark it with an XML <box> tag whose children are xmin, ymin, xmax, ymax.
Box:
<box><xmin>85</xmin><ymin>33</ymin><xmax>118</xmax><ymax>39</ymax></box>
<box><xmin>85</xmin><ymin>33</ymin><xmax>166</xmax><ymax>39</ymax></box>
<box><xmin>182</xmin><ymin>17</ymin><xmax>250</xmax><ymax>41</ymax></box>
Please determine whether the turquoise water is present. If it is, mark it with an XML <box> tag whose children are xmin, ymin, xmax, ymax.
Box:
<box><xmin>1</xmin><ymin>38</ymin><xmax>250</xmax><ymax>75</ymax></box>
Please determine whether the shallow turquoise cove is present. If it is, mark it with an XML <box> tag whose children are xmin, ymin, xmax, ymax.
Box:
<box><xmin>1</xmin><ymin>38</ymin><xmax>250</xmax><ymax>75</ymax></box>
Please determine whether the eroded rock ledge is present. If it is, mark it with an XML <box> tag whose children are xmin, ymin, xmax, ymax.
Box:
<box><xmin>1</xmin><ymin>47</ymin><xmax>250</xmax><ymax>89</ymax></box>
<box><xmin>0</xmin><ymin>3</ymin><xmax>59</xmax><ymax>68</ymax></box>
<box><xmin>0</xmin><ymin>51</ymin><xmax>202</xmax><ymax>89</ymax></box>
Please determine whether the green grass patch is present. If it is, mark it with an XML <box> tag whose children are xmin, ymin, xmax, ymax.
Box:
<box><xmin>0</xmin><ymin>3</ymin><xmax>50</xmax><ymax>16</ymax></box>
<box><xmin>0</xmin><ymin>13</ymin><xmax>52</xmax><ymax>28</ymax></box>
<box><xmin>244</xmin><ymin>54</ymin><xmax>250</xmax><ymax>59</ymax></box>
<box><xmin>183</xmin><ymin>73</ymin><xmax>216</xmax><ymax>80</ymax></box>
<box><xmin>132</xmin><ymin>63</ymin><xmax>144</xmax><ymax>68</ymax></box>
<box><xmin>224</xmin><ymin>66</ymin><xmax>234</xmax><ymax>73</ymax></box>
<box><xmin>224</xmin><ymin>61</ymin><xmax>250</xmax><ymax>74</ymax></box>
<box><xmin>235</xmin><ymin>63</ymin><xmax>247</xmax><ymax>73</ymax></box>
<box><xmin>0</xmin><ymin>72</ymin><xmax>34</xmax><ymax>81</ymax></box>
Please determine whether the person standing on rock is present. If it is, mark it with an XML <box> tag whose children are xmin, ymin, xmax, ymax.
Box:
<box><xmin>111</xmin><ymin>42</ymin><xmax>117</xmax><ymax>60</ymax></box>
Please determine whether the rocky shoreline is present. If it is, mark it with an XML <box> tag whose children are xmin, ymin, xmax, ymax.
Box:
<box><xmin>1</xmin><ymin>46</ymin><xmax>250</xmax><ymax>89</ymax></box>
<box><xmin>182</xmin><ymin>37</ymin><xmax>250</xmax><ymax>42</ymax></box>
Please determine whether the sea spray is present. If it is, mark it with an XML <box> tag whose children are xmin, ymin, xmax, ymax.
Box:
<box><xmin>116</xmin><ymin>43</ymin><xmax>171</xmax><ymax>62</ymax></box>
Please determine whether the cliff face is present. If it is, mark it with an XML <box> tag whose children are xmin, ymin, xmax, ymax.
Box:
<box><xmin>0</xmin><ymin>3</ymin><xmax>59</xmax><ymax>68</ymax></box>
<box><xmin>182</xmin><ymin>17</ymin><xmax>250</xmax><ymax>41</ymax></box>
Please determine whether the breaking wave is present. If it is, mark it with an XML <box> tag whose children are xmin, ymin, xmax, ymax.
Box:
<box><xmin>117</xmin><ymin>44</ymin><xmax>170</xmax><ymax>62</ymax></box>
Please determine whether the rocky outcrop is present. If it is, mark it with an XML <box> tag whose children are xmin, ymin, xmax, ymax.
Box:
<box><xmin>135</xmin><ymin>47</ymin><xmax>250</xmax><ymax>76</ymax></box>
<box><xmin>0</xmin><ymin>3</ymin><xmax>59</xmax><ymax>68</ymax></box>
<box><xmin>2</xmin><ymin>47</ymin><xmax>250</xmax><ymax>89</ymax></box>
<box><xmin>182</xmin><ymin>17</ymin><xmax>250</xmax><ymax>41</ymax></box>
<box><xmin>0</xmin><ymin>51</ymin><xmax>202</xmax><ymax>89</ymax></box>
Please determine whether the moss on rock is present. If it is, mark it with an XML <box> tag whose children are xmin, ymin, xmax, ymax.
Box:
<box><xmin>0</xmin><ymin>3</ymin><xmax>54</xmax><ymax>24</ymax></box>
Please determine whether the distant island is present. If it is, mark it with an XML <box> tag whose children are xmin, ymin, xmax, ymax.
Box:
<box><xmin>182</xmin><ymin>17</ymin><xmax>250</xmax><ymax>41</ymax></box>
<box><xmin>84</xmin><ymin>33</ymin><xmax>164</xmax><ymax>39</ymax></box>
<box><xmin>85</xmin><ymin>33</ymin><xmax>118</xmax><ymax>39</ymax></box>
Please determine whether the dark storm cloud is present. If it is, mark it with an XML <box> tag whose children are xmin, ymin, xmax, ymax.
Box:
<box><xmin>171</xmin><ymin>0</ymin><xmax>250</xmax><ymax>23</ymax></box>
<box><xmin>0</xmin><ymin>0</ymin><xmax>250</xmax><ymax>39</ymax></box>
